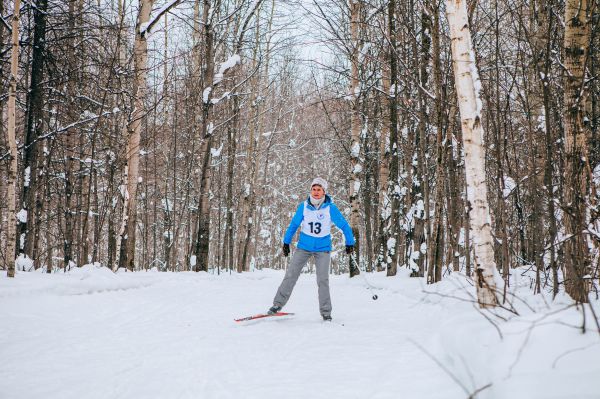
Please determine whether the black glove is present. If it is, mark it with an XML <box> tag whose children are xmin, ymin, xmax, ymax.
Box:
<box><xmin>345</xmin><ymin>245</ymin><xmax>354</xmax><ymax>254</ymax></box>
<box><xmin>283</xmin><ymin>243</ymin><xmax>290</xmax><ymax>257</ymax></box>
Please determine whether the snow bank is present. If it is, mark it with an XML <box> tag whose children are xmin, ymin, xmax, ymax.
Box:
<box><xmin>0</xmin><ymin>263</ymin><xmax>158</xmax><ymax>297</ymax></box>
<box><xmin>421</xmin><ymin>270</ymin><xmax>600</xmax><ymax>399</ymax></box>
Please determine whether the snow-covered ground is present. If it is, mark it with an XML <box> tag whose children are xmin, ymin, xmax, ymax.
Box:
<box><xmin>1</xmin><ymin>265</ymin><xmax>599</xmax><ymax>399</ymax></box>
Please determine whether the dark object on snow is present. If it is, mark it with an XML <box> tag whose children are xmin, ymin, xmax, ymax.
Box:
<box><xmin>282</xmin><ymin>243</ymin><xmax>290</xmax><ymax>257</ymax></box>
<box><xmin>372</xmin><ymin>295</ymin><xmax>378</xmax><ymax>300</ymax></box>
<box><xmin>322</xmin><ymin>314</ymin><xmax>332</xmax><ymax>321</ymax></box>
<box><xmin>268</xmin><ymin>305</ymin><xmax>282</xmax><ymax>314</ymax></box>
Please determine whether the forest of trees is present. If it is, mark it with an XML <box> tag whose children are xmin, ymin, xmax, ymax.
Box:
<box><xmin>1</xmin><ymin>0</ymin><xmax>598</xmax><ymax>307</ymax></box>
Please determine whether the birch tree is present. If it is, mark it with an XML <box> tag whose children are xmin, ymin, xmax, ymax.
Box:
<box><xmin>117</xmin><ymin>0</ymin><xmax>153</xmax><ymax>271</ymax></box>
<box><xmin>5</xmin><ymin>0</ymin><xmax>22</xmax><ymax>277</ymax></box>
<box><xmin>446</xmin><ymin>0</ymin><xmax>498</xmax><ymax>307</ymax></box>
<box><xmin>562</xmin><ymin>0</ymin><xmax>592</xmax><ymax>303</ymax></box>
<box><xmin>348</xmin><ymin>0</ymin><xmax>361</xmax><ymax>277</ymax></box>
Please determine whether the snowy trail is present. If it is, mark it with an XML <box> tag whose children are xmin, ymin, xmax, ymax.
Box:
<box><xmin>1</xmin><ymin>269</ymin><xmax>464</xmax><ymax>399</ymax></box>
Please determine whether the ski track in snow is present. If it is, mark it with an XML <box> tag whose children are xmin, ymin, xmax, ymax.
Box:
<box><xmin>2</xmin><ymin>268</ymin><xmax>599</xmax><ymax>399</ymax></box>
<box><xmin>0</xmin><ymin>269</ymin><xmax>463</xmax><ymax>399</ymax></box>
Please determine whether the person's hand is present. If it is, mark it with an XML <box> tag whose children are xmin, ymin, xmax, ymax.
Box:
<box><xmin>345</xmin><ymin>245</ymin><xmax>354</xmax><ymax>254</ymax></box>
<box><xmin>283</xmin><ymin>243</ymin><xmax>290</xmax><ymax>257</ymax></box>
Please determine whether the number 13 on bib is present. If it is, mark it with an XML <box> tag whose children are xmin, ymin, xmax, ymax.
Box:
<box><xmin>301</xmin><ymin>206</ymin><xmax>331</xmax><ymax>237</ymax></box>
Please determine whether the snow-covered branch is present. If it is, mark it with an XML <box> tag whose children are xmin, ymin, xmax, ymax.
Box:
<box><xmin>140</xmin><ymin>0</ymin><xmax>182</xmax><ymax>37</ymax></box>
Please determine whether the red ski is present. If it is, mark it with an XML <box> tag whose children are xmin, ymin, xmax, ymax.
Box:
<box><xmin>234</xmin><ymin>312</ymin><xmax>294</xmax><ymax>322</ymax></box>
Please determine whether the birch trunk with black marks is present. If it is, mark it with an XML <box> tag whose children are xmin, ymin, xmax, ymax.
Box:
<box><xmin>562</xmin><ymin>0</ymin><xmax>592</xmax><ymax>303</ymax></box>
<box><xmin>5</xmin><ymin>0</ymin><xmax>22</xmax><ymax>277</ymax></box>
<box><xmin>349</xmin><ymin>0</ymin><xmax>361</xmax><ymax>277</ymax></box>
<box><xmin>447</xmin><ymin>0</ymin><xmax>498</xmax><ymax>307</ymax></box>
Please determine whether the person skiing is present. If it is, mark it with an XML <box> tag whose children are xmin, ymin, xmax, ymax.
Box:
<box><xmin>268</xmin><ymin>177</ymin><xmax>355</xmax><ymax>321</ymax></box>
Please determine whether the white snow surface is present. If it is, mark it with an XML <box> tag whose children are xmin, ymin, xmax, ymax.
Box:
<box><xmin>1</xmin><ymin>265</ymin><xmax>599</xmax><ymax>399</ymax></box>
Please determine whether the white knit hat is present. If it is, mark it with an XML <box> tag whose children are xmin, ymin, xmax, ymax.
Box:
<box><xmin>311</xmin><ymin>177</ymin><xmax>328</xmax><ymax>192</ymax></box>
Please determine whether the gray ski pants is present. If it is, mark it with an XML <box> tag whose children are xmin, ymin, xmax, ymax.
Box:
<box><xmin>273</xmin><ymin>249</ymin><xmax>332</xmax><ymax>316</ymax></box>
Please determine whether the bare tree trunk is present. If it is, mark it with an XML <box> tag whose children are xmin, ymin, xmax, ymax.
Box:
<box><xmin>63</xmin><ymin>0</ymin><xmax>81</xmax><ymax>271</ymax></box>
<box><xmin>348</xmin><ymin>0</ymin><xmax>362</xmax><ymax>277</ymax></box>
<box><xmin>238</xmin><ymin>1</ymin><xmax>271</xmax><ymax>272</ymax></box>
<box><xmin>541</xmin><ymin>1</ymin><xmax>559</xmax><ymax>297</ymax></box>
<box><xmin>418</xmin><ymin>4</ymin><xmax>432</xmax><ymax>279</ymax></box>
<box><xmin>562</xmin><ymin>0</ymin><xmax>592</xmax><ymax>303</ymax></box>
<box><xmin>427</xmin><ymin>0</ymin><xmax>447</xmax><ymax>284</ymax></box>
<box><xmin>447</xmin><ymin>0</ymin><xmax>498</xmax><ymax>308</ymax></box>
<box><xmin>117</xmin><ymin>0</ymin><xmax>127</xmax><ymax>67</ymax></box>
<box><xmin>118</xmin><ymin>0</ymin><xmax>153</xmax><ymax>271</ymax></box>
<box><xmin>18</xmin><ymin>0</ymin><xmax>48</xmax><ymax>268</ymax></box>
<box><xmin>194</xmin><ymin>0</ymin><xmax>217</xmax><ymax>273</ymax></box>
<box><xmin>446</xmin><ymin>115</ymin><xmax>461</xmax><ymax>273</ymax></box>
<box><xmin>525</xmin><ymin>0</ymin><xmax>551</xmax><ymax>295</ymax></box>
<box><xmin>5</xmin><ymin>0</ymin><xmax>22</xmax><ymax>277</ymax></box>
<box><xmin>244</xmin><ymin>0</ymin><xmax>276</xmax><ymax>272</ymax></box>
<box><xmin>224</xmin><ymin>121</ymin><xmax>236</xmax><ymax>271</ymax></box>
<box><xmin>375</xmin><ymin>47</ymin><xmax>391</xmax><ymax>273</ymax></box>
<box><xmin>417</xmin><ymin>4</ymin><xmax>433</xmax><ymax>282</ymax></box>
<box><xmin>235</xmin><ymin>40</ymin><xmax>257</xmax><ymax>275</ymax></box>
<box><xmin>0</xmin><ymin>0</ymin><xmax>4</xmax><ymax>271</ymax></box>
<box><xmin>483</xmin><ymin>0</ymin><xmax>510</xmax><ymax>297</ymax></box>
<box><xmin>43</xmin><ymin>142</ymin><xmax>54</xmax><ymax>273</ymax></box>
<box><xmin>385</xmin><ymin>0</ymin><xmax>401</xmax><ymax>277</ymax></box>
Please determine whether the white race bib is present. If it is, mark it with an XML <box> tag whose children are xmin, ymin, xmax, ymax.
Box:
<box><xmin>301</xmin><ymin>203</ymin><xmax>331</xmax><ymax>237</ymax></box>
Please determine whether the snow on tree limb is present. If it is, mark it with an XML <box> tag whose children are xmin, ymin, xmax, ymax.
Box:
<box><xmin>213</xmin><ymin>54</ymin><xmax>241</xmax><ymax>85</ymax></box>
<box><xmin>140</xmin><ymin>0</ymin><xmax>182</xmax><ymax>37</ymax></box>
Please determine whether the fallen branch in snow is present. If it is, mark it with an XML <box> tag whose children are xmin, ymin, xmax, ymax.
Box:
<box><xmin>587</xmin><ymin>301</ymin><xmax>600</xmax><ymax>335</ymax></box>
<box><xmin>551</xmin><ymin>342</ymin><xmax>600</xmax><ymax>368</ymax></box>
<box><xmin>409</xmin><ymin>338</ymin><xmax>493</xmax><ymax>398</ymax></box>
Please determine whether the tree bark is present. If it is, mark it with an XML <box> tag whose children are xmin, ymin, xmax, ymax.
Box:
<box><xmin>375</xmin><ymin>45</ymin><xmax>391</xmax><ymax>273</ymax></box>
<box><xmin>238</xmin><ymin>1</ymin><xmax>270</xmax><ymax>272</ymax></box>
<box><xmin>117</xmin><ymin>0</ymin><xmax>153</xmax><ymax>271</ymax></box>
<box><xmin>385</xmin><ymin>0</ymin><xmax>401</xmax><ymax>277</ymax></box>
<box><xmin>427</xmin><ymin>0</ymin><xmax>447</xmax><ymax>284</ymax></box>
<box><xmin>349</xmin><ymin>0</ymin><xmax>362</xmax><ymax>277</ymax></box>
<box><xmin>447</xmin><ymin>0</ymin><xmax>498</xmax><ymax>307</ymax></box>
<box><xmin>562</xmin><ymin>0</ymin><xmax>592</xmax><ymax>303</ymax></box>
<box><xmin>418</xmin><ymin>4</ymin><xmax>432</xmax><ymax>281</ymax></box>
<box><xmin>541</xmin><ymin>2</ymin><xmax>559</xmax><ymax>297</ymax></box>
<box><xmin>194</xmin><ymin>0</ymin><xmax>217</xmax><ymax>273</ymax></box>
<box><xmin>63</xmin><ymin>0</ymin><xmax>81</xmax><ymax>271</ymax></box>
<box><xmin>19</xmin><ymin>0</ymin><xmax>48</xmax><ymax>266</ymax></box>
<box><xmin>5</xmin><ymin>0</ymin><xmax>22</xmax><ymax>277</ymax></box>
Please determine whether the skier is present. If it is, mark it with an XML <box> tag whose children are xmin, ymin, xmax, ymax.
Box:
<box><xmin>268</xmin><ymin>177</ymin><xmax>355</xmax><ymax>321</ymax></box>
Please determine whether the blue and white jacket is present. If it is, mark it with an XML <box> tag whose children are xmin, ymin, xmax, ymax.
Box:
<box><xmin>283</xmin><ymin>195</ymin><xmax>355</xmax><ymax>252</ymax></box>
